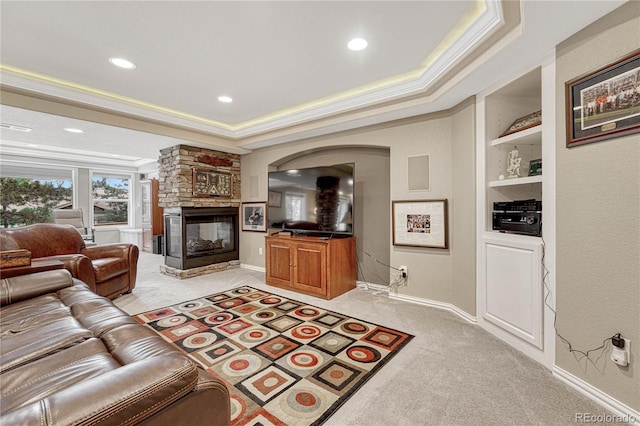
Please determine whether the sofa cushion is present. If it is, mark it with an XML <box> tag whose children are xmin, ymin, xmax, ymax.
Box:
<box><xmin>92</xmin><ymin>257</ymin><xmax>128</xmax><ymax>282</ymax></box>
<box><xmin>0</xmin><ymin>295</ymin><xmax>70</xmax><ymax>336</ymax></box>
<box><xmin>0</xmin><ymin>316</ymin><xmax>93</xmax><ymax>373</ymax></box>
<box><xmin>0</xmin><ymin>338</ymin><xmax>119</xmax><ymax>414</ymax></box>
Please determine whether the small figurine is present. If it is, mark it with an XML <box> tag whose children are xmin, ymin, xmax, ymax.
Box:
<box><xmin>506</xmin><ymin>147</ymin><xmax>522</xmax><ymax>179</ymax></box>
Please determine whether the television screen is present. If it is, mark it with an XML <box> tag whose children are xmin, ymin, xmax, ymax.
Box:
<box><xmin>268</xmin><ymin>163</ymin><xmax>354</xmax><ymax>235</ymax></box>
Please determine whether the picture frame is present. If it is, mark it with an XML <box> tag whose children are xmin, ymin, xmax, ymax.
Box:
<box><xmin>499</xmin><ymin>110</ymin><xmax>542</xmax><ymax>137</ymax></box>
<box><xmin>192</xmin><ymin>168</ymin><xmax>233</xmax><ymax>197</ymax></box>
<box><xmin>565</xmin><ymin>49</ymin><xmax>640</xmax><ymax>147</ymax></box>
<box><xmin>528</xmin><ymin>159</ymin><xmax>542</xmax><ymax>176</ymax></box>
<box><xmin>392</xmin><ymin>199</ymin><xmax>448</xmax><ymax>249</ymax></box>
<box><xmin>242</xmin><ymin>202</ymin><xmax>267</xmax><ymax>232</ymax></box>
<box><xmin>268</xmin><ymin>190</ymin><xmax>282</xmax><ymax>207</ymax></box>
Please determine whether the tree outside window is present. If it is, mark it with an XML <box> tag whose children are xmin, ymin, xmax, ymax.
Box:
<box><xmin>92</xmin><ymin>174</ymin><xmax>130</xmax><ymax>226</ymax></box>
<box><xmin>0</xmin><ymin>177</ymin><xmax>73</xmax><ymax>228</ymax></box>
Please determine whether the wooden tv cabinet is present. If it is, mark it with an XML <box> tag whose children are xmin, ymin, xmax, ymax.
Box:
<box><xmin>265</xmin><ymin>235</ymin><xmax>356</xmax><ymax>300</ymax></box>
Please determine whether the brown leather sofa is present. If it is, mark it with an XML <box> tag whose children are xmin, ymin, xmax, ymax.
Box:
<box><xmin>0</xmin><ymin>223</ymin><xmax>138</xmax><ymax>299</ymax></box>
<box><xmin>0</xmin><ymin>269</ymin><xmax>231</xmax><ymax>425</ymax></box>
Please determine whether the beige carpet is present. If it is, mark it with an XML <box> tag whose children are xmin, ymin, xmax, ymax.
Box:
<box><xmin>114</xmin><ymin>253</ymin><xmax>613</xmax><ymax>425</ymax></box>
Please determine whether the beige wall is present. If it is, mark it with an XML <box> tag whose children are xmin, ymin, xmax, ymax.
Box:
<box><xmin>555</xmin><ymin>1</ymin><xmax>640</xmax><ymax>411</ymax></box>
<box><xmin>240</xmin><ymin>101</ymin><xmax>477</xmax><ymax>315</ymax></box>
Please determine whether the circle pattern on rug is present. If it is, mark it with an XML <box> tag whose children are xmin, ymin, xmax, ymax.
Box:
<box><xmin>204</xmin><ymin>312</ymin><xmax>235</xmax><ymax>325</ymax></box>
<box><xmin>238</xmin><ymin>328</ymin><xmax>272</xmax><ymax>345</ymax></box>
<box><xmin>229</xmin><ymin>395</ymin><xmax>246</xmax><ymax>422</ymax></box>
<box><xmin>346</xmin><ymin>345</ymin><xmax>381</xmax><ymax>363</ymax></box>
<box><xmin>156</xmin><ymin>315</ymin><xmax>188</xmax><ymax>328</ymax></box>
<box><xmin>340</xmin><ymin>321</ymin><xmax>370</xmax><ymax>335</ymax></box>
<box><xmin>217</xmin><ymin>298</ymin><xmax>244</xmax><ymax>309</ymax></box>
<box><xmin>232</xmin><ymin>288</ymin><xmax>252</xmax><ymax>294</ymax></box>
<box><xmin>249</xmin><ymin>309</ymin><xmax>277</xmax><ymax>322</ymax></box>
<box><xmin>290</xmin><ymin>325</ymin><xmax>322</xmax><ymax>340</ymax></box>
<box><xmin>283</xmin><ymin>387</ymin><xmax>322</xmax><ymax>415</ymax></box>
<box><xmin>294</xmin><ymin>307</ymin><xmax>320</xmax><ymax>318</ymax></box>
<box><xmin>286</xmin><ymin>349</ymin><xmax>322</xmax><ymax>370</ymax></box>
<box><xmin>182</xmin><ymin>332</ymin><xmax>220</xmax><ymax>349</ymax></box>
<box><xmin>222</xmin><ymin>353</ymin><xmax>263</xmax><ymax>377</ymax></box>
<box><xmin>177</xmin><ymin>300</ymin><xmax>205</xmax><ymax>311</ymax></box>
<box><xmin>260</xmin><ymin>297</ymin><xmax>282</xmax><ymax>305</ymax></box>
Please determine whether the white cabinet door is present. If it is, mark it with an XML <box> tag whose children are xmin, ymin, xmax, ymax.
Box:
<box><xmin>481</xmin><ymin>234</ymin><xmax>543</xmax><ymax>349</ymax></box>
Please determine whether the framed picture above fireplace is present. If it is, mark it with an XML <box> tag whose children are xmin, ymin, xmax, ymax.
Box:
<box><xmin>242</xmin><ymin>202</ymin><xmax>267</xmax><ymax>232</ymax></box>
<box><xmin>192</xmin><ymin>168</ymin><xmax>233</xmax><ymax>197</ymax></box>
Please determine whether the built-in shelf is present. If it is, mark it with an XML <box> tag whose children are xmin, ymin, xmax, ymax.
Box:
<box><xmin>491</xmin><ymin>125</ymin><xmax>542</xmax><ymax>146</ymax></box>
<box><xmin>489</xmin><ymin>175</ymin><xmax>543</xmax><ymax>187</ymax></box>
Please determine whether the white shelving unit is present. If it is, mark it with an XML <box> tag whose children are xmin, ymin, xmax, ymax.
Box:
<box><xmin>476</xmin><ymin>52</ymin><xmax>556</xmax><ymax>369</ymax></box>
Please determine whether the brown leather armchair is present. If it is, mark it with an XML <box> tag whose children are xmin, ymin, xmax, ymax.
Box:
<box><xmin>0</xmin><ymin>223</ymin><xmax>138</xmax><ymax>299</ymax></box>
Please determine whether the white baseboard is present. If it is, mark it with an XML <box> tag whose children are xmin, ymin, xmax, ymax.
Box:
<box><xmin>240</xmin><ymin>264</ymin><xmax>265</xmax><ymax>273</ymax></box>
<box><xmin>553</xmin><ymin>366</ymin><xmax>640</xmax><ymax>425</ymax></box>
<box><xmin>356</xmin><ymin>281</ymin><xmax>477</xmax><ymax>324</ymax></box>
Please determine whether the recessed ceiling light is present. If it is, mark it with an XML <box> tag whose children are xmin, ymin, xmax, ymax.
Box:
<box><xmin>64</xmin><ymin>128</ymin><xmax>84</xmax><ymax>134</ymax></box>
<box><xmin>1</xmin><ymin>123</ymin><xmax>32</xmax><ymax>132</ymax></box>
<box><xmin>27</xmin><ymin>144</ymin><xmax>39</xmax><ymax>147</ymax></box>
<box><xmin>218</xmin><ymin>95</ymin><xmax>233</xmax><ymax>103</ymax></box>
<box><xmin>347</xmin><ymin>38</ymin><xmax>368</xmax><ymax>51</ymax></box>
<box><xmin>108</xmin><ymin>57</ymin><xmax>136</xmax><ymax>69</ymax></box>
<box><xmin>112</xmin><ymin>154</ymin><xmax>120</xmax><ymax>157</ymax></box>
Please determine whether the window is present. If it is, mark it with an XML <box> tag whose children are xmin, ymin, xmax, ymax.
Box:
<box><xmin>0</xmin><ymin>166</ymin><xmax>73</xmax><ymax>227</ymax></box>
<box><xmin>92</xmin><ymin>173</ymin><xmax>130</xmax><ymax>226</ymax></box>
<box><xmin>285</xmin><ymin>193</ymin><xmax>305</xmax><ymax>221</ymax></box>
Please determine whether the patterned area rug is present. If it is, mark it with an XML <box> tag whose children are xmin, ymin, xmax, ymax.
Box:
<box><xmin>133</xmin><ymin>286</ymin><xmax>413</xmax><ymax>425</ymax></box>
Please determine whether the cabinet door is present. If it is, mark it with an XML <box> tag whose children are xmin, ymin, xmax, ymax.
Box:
<box><xmin>266</xmin><ymin>241</ymin><xmax>294</xmax><ymax>288</ymax></box>
<box><xmin>293</xmin><ymin>243</ymin><xmax>326</xmax><ymax>297</ymax></box>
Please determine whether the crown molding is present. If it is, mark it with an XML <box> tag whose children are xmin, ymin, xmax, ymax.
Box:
<box><xmin>0</xmin><ymin>1</ymin><xmax>504</xmax><ymax>142</ymax></box>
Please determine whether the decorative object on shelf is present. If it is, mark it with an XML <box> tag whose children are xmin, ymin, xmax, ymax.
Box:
<box><xmin>528</xmin><ymin>159</ymin><xmax>542</xmax><ymax>176</ymax></box>
<box><xmin>196</xmin><ymin>154</ymin><xmax>233</xmax><ymax>167</ymax></box>
<box><xmin>499</xmin><ymin>110</ymin><xmax>542</xmax><ymax>137</ymax></box>
<box><xmin>392</xmin><ymin>199</ymin><xmax>448</xmax><ymax>249</ymax></box>
<box><xmin>242</xmin><ymin>201</ymin><xmax>267</xmax><ymax>232</ymax></box>
<box><xmin>506</xmin><ymin>146</ymin><xmax>522</xmax><ymax>178</ymax></box>
<box><xmin>566</xmin><ymin>49</ymin><xmax>640</xmax><ymax>147</ymax></box>
<box><xmin>192</xmin><ymin>168</ymin><xmax>233</xmax><ymax>197</ymax></box>
<box><xmin>268</xmin><ymin>190</ymin><xmax>282</xmax><ymax>207</ymax></box>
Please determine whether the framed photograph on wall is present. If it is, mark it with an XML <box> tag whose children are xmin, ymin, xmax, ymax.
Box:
<box><xmin>392</xmin><ymin>199</ymin><xmax>448</xmax><ymax>249</ymax></box>
<box><xmin>566</xmin><ymin>49</ymin><xmax>640</xmax><ymax>147</ymax></box>
<box><xmin>242</xmin><ymin>202</ymin><xmax>267</xmax><ymax>232</ymax></box>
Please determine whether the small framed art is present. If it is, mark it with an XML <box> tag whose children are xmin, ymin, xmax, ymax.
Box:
<box><xmin>392</xmin><ymin>199</ymin><xmax>448</xmax><ymax>249</ymax></box>
<box><xmin>242</xmin><ymin>202</ymin><xmax>267</xmax><ymax>232</ymax></box>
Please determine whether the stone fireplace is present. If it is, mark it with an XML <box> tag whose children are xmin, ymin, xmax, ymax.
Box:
<box><xmin>157</xmin><ymin>145</ymin><xmax>241</xmax><ymax>278</ymax></box>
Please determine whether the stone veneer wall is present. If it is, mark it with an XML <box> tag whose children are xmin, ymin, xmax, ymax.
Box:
<box><xmin>158</xmin><ymin>145</ymin><xmax>241</xmax><ymax>208</ymax></box>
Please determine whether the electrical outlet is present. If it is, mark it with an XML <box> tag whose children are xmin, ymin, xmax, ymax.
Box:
<box><xmin>258</xmin><ymin>247</ymin><xmax>263</xmax><ymax>256</ymax></box>
<box><xmin>399</xmin><ymin>265</ymin><xmax>408</xmax><ymax>278</ymax></box>
<box><xmin>611</xmin><ymin>338</ymin><xmax>631</xmax><ymax>367</ymax></box>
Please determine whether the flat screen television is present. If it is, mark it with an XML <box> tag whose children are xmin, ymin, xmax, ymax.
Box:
<box><xmin>268</xmin><ymin>163</ymin><xmax>354</xmax><ymax>236</ymax></box>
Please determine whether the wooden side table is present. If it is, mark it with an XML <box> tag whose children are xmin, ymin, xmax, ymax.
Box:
<box><xmin>0</xmin><ymin>259</ymin><xmax>65</xmax><ymax>279</ymax></box>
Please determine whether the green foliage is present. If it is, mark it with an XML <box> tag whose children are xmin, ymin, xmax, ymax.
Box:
<box><xmin>92</xmin><ymin>177</ymin><xmax>129</xmax><ymax>224</ymax></box>
<box><xmin>0</xmin><ymin>177</ymin><xmax>72</xmax><ymax>228</ymax></box>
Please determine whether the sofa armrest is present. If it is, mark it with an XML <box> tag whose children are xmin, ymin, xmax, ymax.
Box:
<box><xmin>0</xmin><ymin>355</ymin><xmax>199</xmax><ymax>426</ymax></box>
<box><xmin>0</xmin><ymin>269</ymin><xmax>74</xmax><ymax>306</ymax></box>
<box><xmin>81</xmin><ymin>243</ymin><xmax>138</xmax><ymax>262</ymax></box>
<box><xmin>37</xmin><ymin>254</ymin><xmax>96</xmax><ymax>291</ymax></box>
